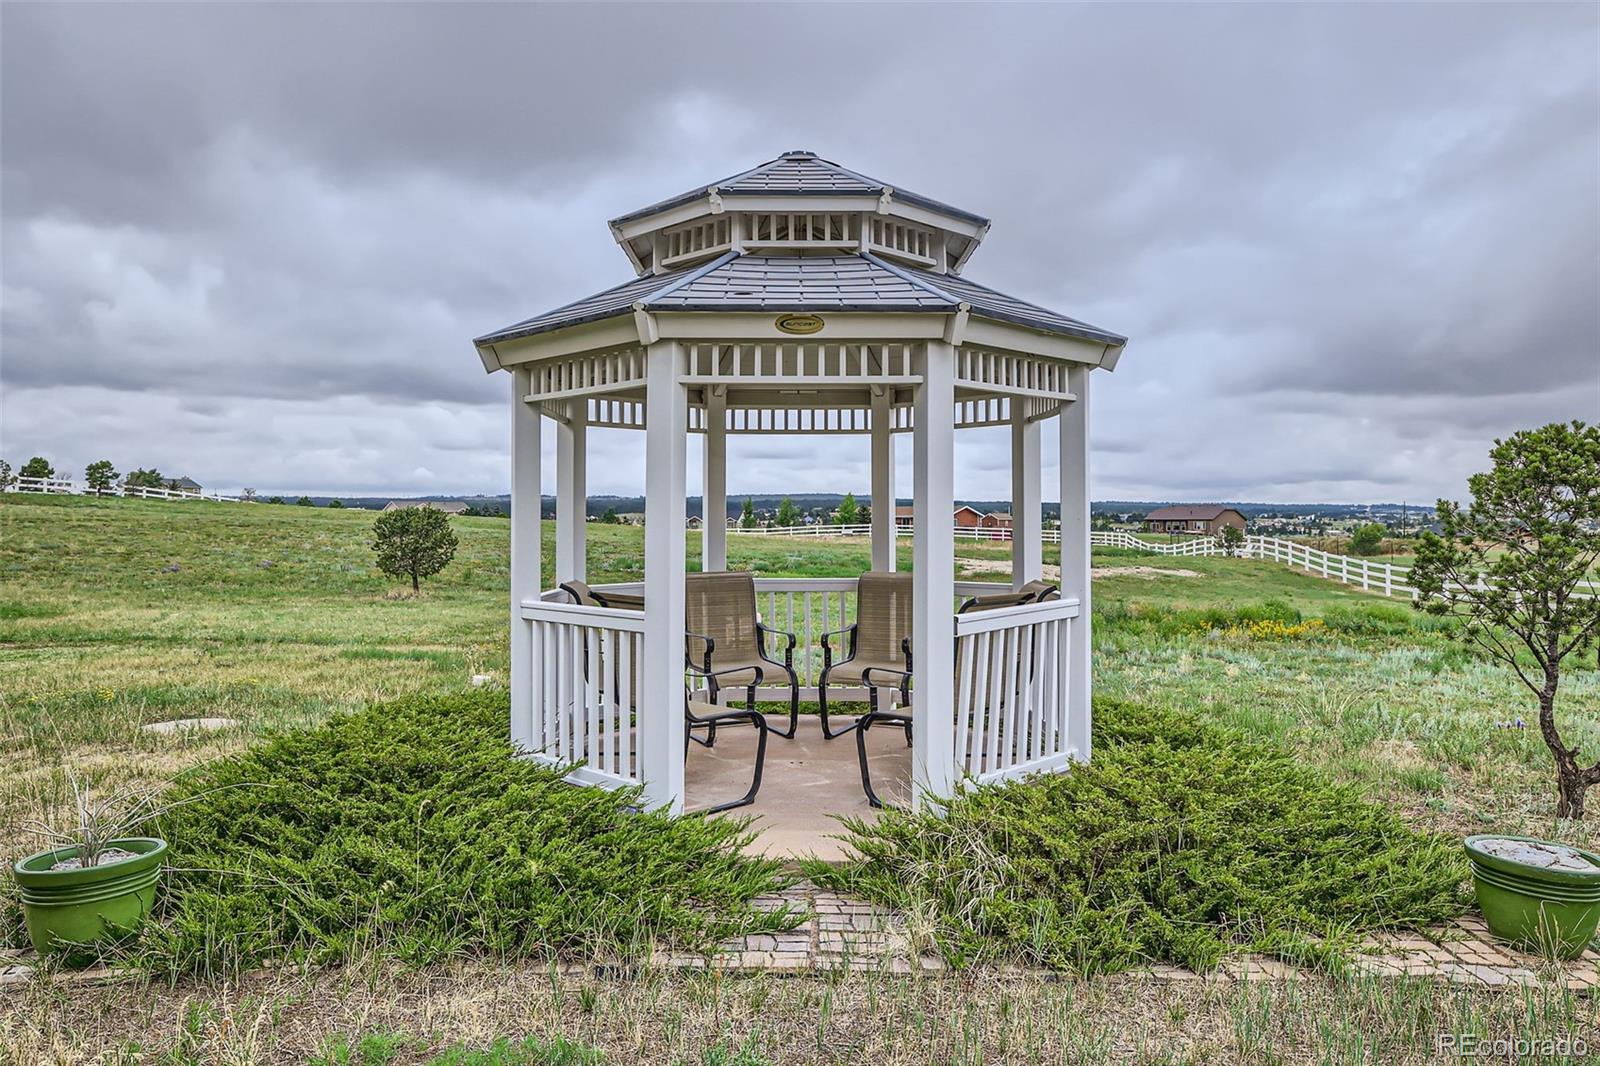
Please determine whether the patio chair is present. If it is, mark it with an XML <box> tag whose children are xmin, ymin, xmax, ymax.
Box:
<box><xmin>684</xmin><ymin>571</ymin><xmax>801</xmax><ymax>739</ymax></box>
<box><xmin>817</xmin><ymin>571</ymin><xmax>913</xmax><ymax>739</ymax></box>
<box><xmin>559</xmin><ymin>580</ymin><xmax>645</xmax><ymax>611</ymax></box>
<box><xmin>957</xmin><ymin>578</ymin><xmax>1058</xmax><ymax>614</ymax></box>
<box><xmin>683</xmin><ymin>684</ymin><xmax>769</xmax><ymax>813</ymax></box>
<box><xmin>854</xmin><ymin>580</ymin><xmax>1061</xmax><ymax>808</ymax></box>
<box><xmin>855</xmin><ymin>665</ymin><xmax>915</xmax><ymax>809</ymax></box>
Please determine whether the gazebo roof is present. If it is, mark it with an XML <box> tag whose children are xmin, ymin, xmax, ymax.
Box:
<box><xmin>608</xmin><ymin>150</ymin><xmax>990</xmax><ymax>228</ymax></box>
<box><xmin>475</xmin><ymin>252</ymin><xmax>1127</xmax><ymax>348</ymax></box>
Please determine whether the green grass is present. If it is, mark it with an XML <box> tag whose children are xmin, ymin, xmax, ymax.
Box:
<box><xmin>121</xmin><ymin>688</ymin><xmax>793</xmax><ymax>977</ymax></box>
<box><xmin>807</xmin><ymin>699</ymin><xmax>1470</xmax><ymax>974</ymax></box>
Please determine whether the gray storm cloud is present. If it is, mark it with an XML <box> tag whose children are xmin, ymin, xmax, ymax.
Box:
<box><xmin>2</xmin><ymin>2</ymin><xmax>1596</xmax><ymax>500</ymax></box>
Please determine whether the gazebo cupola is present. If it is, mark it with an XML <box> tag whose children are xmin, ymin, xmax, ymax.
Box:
<box><xmin>474</xmin><ymin>150</ymin><xmax>1128</xmax><ymax>817</ymax></box>
<box><xmin>606</xmin><ymin>149</ymin><xmax>991</xmax><ymax>276</ymax></box>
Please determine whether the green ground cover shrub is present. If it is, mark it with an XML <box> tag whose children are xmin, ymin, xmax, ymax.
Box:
<box><xmin>809</xmin><ymin>699</ymin><xmax>1470</xmax><ymax>974</ymax></box>
<box><xmin>132</xmin><ymin>689</ymin><xmax>794</xmax><ymax>976</ymax></box>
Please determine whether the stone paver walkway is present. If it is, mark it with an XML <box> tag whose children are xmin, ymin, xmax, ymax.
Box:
<box><xmin>660</xmin><ymin>883</ymin><xmax>1600</xmax><ymax>992</ymax></box>
<box><xmin>5</xmin><ymin>885</ymin><xmax>1597</xmax><ymax>991</ymax></box>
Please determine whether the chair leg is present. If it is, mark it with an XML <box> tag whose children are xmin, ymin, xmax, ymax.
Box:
<box><xmin>856</xmin><ymin>712</ymin><xmax>886</xmax><ymax>809</ymax></box>
<box><xmin>763</xmin><ymin>673</ymin><xmax>799</xmax><ymax>740</ymax></box>
<box><xmin>697</xmin><ymin>712</ymin><xmax>769</xmax><ymax>813</ymax></box>
<box><xmin>818</xmin><ymin>671</ymin><xmax>859</xmax><ymax>739</ymax></box>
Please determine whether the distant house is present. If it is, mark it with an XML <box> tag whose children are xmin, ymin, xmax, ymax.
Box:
<box><xmin>165</xmin><ymin>476</ymin><xmax>203</xmax><ymax>496</ymax></box>
<box><xmin>895</xmin><ymin>504</ymin><xmax>989</xmax><ymax>528</ymax></box>
<box><xmin>1142</xmin><ymin>505</ymin><xmax>1246</xmax><ymax>536</ymax></box>
<box><xmin>383</xmin><ymin>499</ymin><xmax>468</xmax><ymax>515</ymax></box>
<box><xmin>980</xmin><ymin>511</ymin><xmax>1012</xmax><ymax>530</ymax></box>
<box><xmin>685</xmin><ymin>515</ymin><xmax>703</xmax><ymax>529</ymax></box>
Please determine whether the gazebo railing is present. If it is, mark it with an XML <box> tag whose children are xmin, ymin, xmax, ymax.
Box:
<box><xmin>516</xmin><ymin>598</ymin><xmax>645</xmax><ymax>789</ymax></box>
<box><xmin>518</xmin><ymin>577</ymin><xmax>1081</xmax><ymax>791</ymax></box>
<box><xmin>954</xmin><ymin>595</ymin><xmax>1081</xmax><ymax>783</ymax></box>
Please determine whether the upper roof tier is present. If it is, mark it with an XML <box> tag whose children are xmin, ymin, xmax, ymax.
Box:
<box><xmin>607</xmin><ymin>150</ymin><xmax>992</xmax><ymax>276</ymax></box>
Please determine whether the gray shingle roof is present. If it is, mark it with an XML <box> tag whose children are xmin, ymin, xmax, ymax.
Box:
<box><xmin>878</xmin><ymin>258</ymin><xmax>1128</xmax><ymax>346</ymax></box>
<box><xmin>609</xmin><ymin>151</ymin><xmax>989</xmax><ymax>227</ymax></box>
<box><xmin>474</xmin><ymin>252</ymin><xmax>1124</xmax><ymax>348</ymax></box>
<box><xmin>650</xmin><ymin>256</ymin><xmax>953</xmax><ymax>311</ymax></box>
<box><xmin>473</xmin><ymin>265</ymin><xmax>700</xmax><ymax>343</ymax></box>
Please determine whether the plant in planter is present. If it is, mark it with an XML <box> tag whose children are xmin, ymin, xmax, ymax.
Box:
<box><xmin>12</xmin><ymin>769</ymin><xmax>172</xmax><ymax>958</ymax></box>
<box><xmin>1464</xmin><ymin>835</ymin><xmax>1600</xmax><ymax>959</ymax></box>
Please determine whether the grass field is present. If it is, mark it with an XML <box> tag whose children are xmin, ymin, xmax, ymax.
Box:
<box><xmin>3</xmin><ymin>493</ymin><xmax>1599</xmax><ymax>1062</ymax></box>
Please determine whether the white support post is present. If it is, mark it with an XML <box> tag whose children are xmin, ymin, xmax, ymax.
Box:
<box><xmin>509</xmin><ymin>368</ymin><xmax>541</xmax><ymax>754</ymax></box>
<box><xmin>870</xmin><ymin>388</ymin><xmax>895</xmax><ymax>571</ymax></box>
<box><xmin>702</xmin><ymin>388</ymin><xmax>727</xmax><ymax>571</ymax></box>
<box><xmin>555</xmin><ymin>403</ymin><xmax>587</xmax><ymax>583</ymax></box>
<box><xmin>1060</xmin><ymin>366</ymin><xmax>1092</xmax><ymax>763</ymax></box>
<box><xmin>1011</xmin><ymin>400</ymin><xmax>1042</xmax><ymax>590</ymax></box>
<box><xmin>641</xmin><ymin>340</ymin><xmax>688</xmax><ymax>812</ymax></box>
<box><xmin>911</xmin><ymin>341</ymin><xmax>957</xmax><ymax>808</ymax></box>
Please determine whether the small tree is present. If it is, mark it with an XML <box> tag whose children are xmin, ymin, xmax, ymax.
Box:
<box><xmin>601</xmin><ymin>506</ymin><xmax>619</xmax><ymax>525</ymax></box>
<box><xmin>1411</xmin><ymin>421</ymin><xmax>1600</xmax><ymax>818</ymax></box>
<box><xmin>0</xmin><ymin>460</ymin><xmax>13</xmax><ymax>490</ymax></box>
<box><xmin>327</xmin><ymin>499</ymin><xmax>345</xmax><ymax>509</ymax></box>
<box><xmin>295</xmin><ymin>496</ymin><xmax>315</xmax><ymax>507</ymax></box>
<box><xmin>1217</xmin><ymin>524</ymin><xmax>1245</xmax><ymax>556</ymax></box>
<box><xmin>836</xmin><ymin>492</ymin><xmax>860</xmax><ymax>526</ymax></box>
<box><xmin>372</xmin><ymin>507</ymin><xmax>460</xmax><ymax>592</ymax></box>
<box><xmin>241</xmin><ymin>488</ymin><xmax>257</xmax><ymax>502</ymax></box>
<box><xmin>124</xmin><ymin>468</ymin><xmax>165</xmax><ymax>489</ymax></box>
<box><xmin>1349</xmin><ymin>523</ymin><xmax>1385</xmax><ymax>556</ymax></box>
<box><xmin>19</xmin><ymin>457</ymin><xmax>54</xmax><ymax>480</ymax></box>
<box><xmin>84</xmin><ymin>460</ymin><xmax>118</xmax><ymax>495</ymax></box>
<box><xmin>740</xmin><ymin>497</ymin><xmax>756</xmax><ymax>529</ymax></box>
<box><xmin>267</xmin><ymin>496</ymin><xmax>285</xmax><ymax>505</ymax></box>
<box><xmin>774</xmin><ymin>496</ymin><xmax>800</xmax><ymax>528</ymax></box>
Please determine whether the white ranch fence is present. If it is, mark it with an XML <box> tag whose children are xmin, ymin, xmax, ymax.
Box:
<box><xmin>5</xmin><ymin>476</ymin><xmax>246</xmax><ymax>504</ymax></box>
<box><xmin>727</xmin><ymin>522</ymin><xmax>1059</xmax><ymax>543</ymax></box>
<box><xmin>1090</xmin><ymin>530</ymin><xmax>1599</xmax><ymax>600</ymax></box>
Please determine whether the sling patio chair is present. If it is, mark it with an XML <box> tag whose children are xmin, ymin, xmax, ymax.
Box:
<box><xmin>684</xmin><ymin>570</ymin><xmax>801</xmax><ymax>739</ymax></box>
<box><xmin>957</xmin><ymin>578</ymin><xmax>1059</xmax><ymax>614</ymax></box>
<box><xmin>854</xmin><ymin>580</ymin><xmax>1061</xmax><ymax>808</ymax></box>
<box><xmin>854</xmin><ymin>664</ymin><xmax>916</xmax><ymax>809</ymax></box>
<box><xmin>683</xmin><ymin>679</ymin><xmax>770</xmax><ymax>813</ymax></box>
<box><xmin>560</xmin><ymin>582</ymin><xmax>764</xmax><ymax>785</ymax></box>
<box><xmin>558</xmin><ymin>579</ymin><xmax>645</xmax><ymax>611</ymax></box>
<box><xmin>816</xmin><ymin>571</ymin><xmax>913</xmax><ymax>739</ymax></box>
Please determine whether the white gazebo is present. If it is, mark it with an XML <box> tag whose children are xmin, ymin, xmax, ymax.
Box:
<box><xmin>473</xmin><ymin>150</ymin><xmax>1126</xmax><ymax>814</ymax></box>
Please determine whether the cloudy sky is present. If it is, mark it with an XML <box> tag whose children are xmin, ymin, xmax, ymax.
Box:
<box><xmin>3</xmin><ymin>3</ymin><xmax>1596</xmax><ymax>504</ymax></box>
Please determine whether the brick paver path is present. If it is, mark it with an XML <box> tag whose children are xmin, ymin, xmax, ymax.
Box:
<box><xmin>5</xmin><ymin>884</ymin><xmax>1597</xmax><ymax>991</ymax></box>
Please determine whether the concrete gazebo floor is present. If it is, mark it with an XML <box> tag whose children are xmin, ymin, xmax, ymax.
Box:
<box><xmin>684</xmin><ymin>712</ymin><xmax>911</xmax><ymax>861</ymax></box>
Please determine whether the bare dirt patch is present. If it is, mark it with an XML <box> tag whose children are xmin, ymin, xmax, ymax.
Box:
<box><xmin>956</xmin><ymin>558</ymin><xmax>1202</xmax><ymax>582</ymax></box>
<box><xmin>1094</xmin><ymin>565</ymin><xmax>1203</xmax><ymax>579</ymax></box>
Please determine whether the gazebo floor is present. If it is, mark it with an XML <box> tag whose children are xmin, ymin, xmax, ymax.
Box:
<box><xmin>684</xmin><ymin>712</ymin><xmax>911</xmax><ymax>862</ymax></box>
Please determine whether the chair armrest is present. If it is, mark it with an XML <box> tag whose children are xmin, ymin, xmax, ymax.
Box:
<box><xmin>901</xmin><ymin>636</ymin><xmax>913</xmax><ymax>674</ymax></box>
<box><xmin>687</xmin><ymin>661</ymin><xmax>766</xmax><ymax>686</ymax></box>
<box><xmin>592</xmin><ymin>590</ymin><xmax>645</xmax><ymax>610</ymax></box>
<box><xmin>756</xmin><ymin>623</ymin><xmax>796</xmax><ymax>666</ymax></box>
<box><xmin>684</xmin><ymin>630</ymin><xmax>716</xmax><ymax>675</ymax></box>
<box><xmin>819</xmin><ymin>625</ymin><xmax>858</xmax><ymax>667</ymax></box>
<box><xmin>861</xmin><ymin>665</ymin><xmax>912</xmax><ymax>710</ymax></box>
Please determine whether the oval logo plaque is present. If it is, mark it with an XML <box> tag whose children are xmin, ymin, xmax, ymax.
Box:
<box><xmin>775</xmin><ymin>313</ymin><xmax>825</xmax><ymax>335</ymax></box>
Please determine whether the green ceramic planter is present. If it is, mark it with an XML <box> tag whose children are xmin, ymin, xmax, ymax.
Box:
<box><xmin>1465</xmin><ymin>835</ymin><xmax>1600</xmax><ymax>960</ymax></box>
<box><xmin>12</xmin><ymin>838</ymin><xmax>167</xmax><ymax>956</ymax></box>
